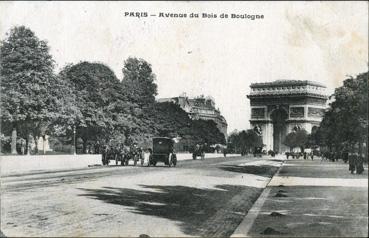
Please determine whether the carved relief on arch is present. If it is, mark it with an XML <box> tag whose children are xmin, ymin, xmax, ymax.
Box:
<box><xmin>253</xmin><ymin>125</ymin><xmax>262</xmax><ymax>136</ymax></box>
<box><xmin>308</xmin><ymin>107</ymin><xmax>325</xmax><ymax>118</ymax></box>
<box><xmin>292</xmin><ymin>124</ymin><xmax>302</xmax><ymax>132</ymax></box>
<box><xmin>267</xmin><ymin>105</ymin><xmax>289</xmax><ymax>119</ymax></box>
<box><xmin>289</xmin><ymin>107</ymin><xmax>305</xmax><ymax>118</ymax></box>
<box><xmin>251</xmin><ymin>108</ymin><xmax>265</xmax><ymax>119</ymax></box>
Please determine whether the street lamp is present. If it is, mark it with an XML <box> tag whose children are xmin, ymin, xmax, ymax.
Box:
<box><xmin>73</xmin><ymin>126</ymin><xmax>76</xmax><ymax>156</ymax></box>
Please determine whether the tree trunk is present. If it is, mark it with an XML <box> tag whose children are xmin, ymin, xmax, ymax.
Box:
<box><xmin>33</xmin><ymin>135</ymin><xmax>39</xmax><ymax>154</ymax></box>
<box><xmin>82</xmin><ymin>139</ymin><xmax>88</xmax><ymax>154</ymax></box>
<box><xmin>26</xmin><ymin>136</ymin><xmax>30</xmax><ymax>155</ymax></box>
<box><xmin>11</xmin><ymin>127</ymin><xmax>17</xmax><ymax>154</ymax></box>
<box><xmin>42</xmin><ymin>135</ymin><xmax>46</xmax><ymax>155</ymax></box>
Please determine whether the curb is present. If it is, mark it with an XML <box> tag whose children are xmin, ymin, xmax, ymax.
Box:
<box><xmin>230</xmin><ymin>159</ymin><xmax>286</xmax><ymax>237</ymax></box>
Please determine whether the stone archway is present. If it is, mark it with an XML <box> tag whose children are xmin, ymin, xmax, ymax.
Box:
<box><xmin>270</xmin><ymin>108</ymin><xmax>288</xmax><ymax>152</ymax></box>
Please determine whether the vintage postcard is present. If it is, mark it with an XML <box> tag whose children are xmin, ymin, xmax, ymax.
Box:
<box><xmin>0</xmin><ymin>1</ymin><xmax>368</xmax><ymax>237</ymax></box>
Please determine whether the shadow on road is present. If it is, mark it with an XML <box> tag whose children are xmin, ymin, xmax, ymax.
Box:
<box><xmin>218</xmin><ymin>165</ymin><xmax>278</xmax><ymax>178</ymax></box>
<box><xmin>78</xmin><ymin>184</ymin><xmax>261</xmax><ymax>236</ymax></box>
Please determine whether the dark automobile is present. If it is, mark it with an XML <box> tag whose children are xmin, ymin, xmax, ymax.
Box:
<box><xmin>148</xmin><ymin>137</ymin><xmax>177</xmax><ymax>167</ymax></box>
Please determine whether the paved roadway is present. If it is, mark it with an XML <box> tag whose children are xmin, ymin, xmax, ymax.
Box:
<box><xmin>1</xmin><ymin>155</ymin><xmax>282</xmax><ymax>237</ymax></box>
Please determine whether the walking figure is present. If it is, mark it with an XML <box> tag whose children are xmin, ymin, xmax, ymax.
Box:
<box><xmin>348</xmin><ymin>153</ymin><xmax>357</xmax><ymax>174</ymax></box>
<box><xmin>356</xmin><ymin>155</ymin><xmax>364</xmax><ymax>174</ymax></box>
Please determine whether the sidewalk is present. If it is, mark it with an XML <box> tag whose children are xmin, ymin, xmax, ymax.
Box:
<box><xmin>232</xmin><ymin>158</ymin><xmax>368</xmax><ymax>237</ymax></box>
<box><xmin>0</xmin><ymin>153</ymin><xmax>240</xmax><ymax>176</ymax></box>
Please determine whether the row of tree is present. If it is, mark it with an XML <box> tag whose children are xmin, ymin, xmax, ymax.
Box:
<box><xmin>1</xmin><ymin>26</ymin><xmax>225</xmax><ymax>154</ymax></box>
<box><xmin>227</xmin><ymin>129</ymin><xmax>263</xmax><ymax>155</ymax></box>
<box><xmin>313</xmin><ymin>72</ymin><xmax>368</xmax><ymax>157</ymax></box>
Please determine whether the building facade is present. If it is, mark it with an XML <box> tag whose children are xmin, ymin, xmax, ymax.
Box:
<box><xmin>247</xmin><ymin>80</ymin><xmax>328</xmax><ymax>153</ymax></box>
<box><xmin>157</xmin><ymin>94</ymin><xmax>228</xmax><ymax>138</ymax></box>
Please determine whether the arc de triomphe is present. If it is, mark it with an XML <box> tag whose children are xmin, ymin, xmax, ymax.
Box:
<box><xmin>247</xmin><ymin>80</ymin><xmax>328</xmax><ymax>153</ymax></box>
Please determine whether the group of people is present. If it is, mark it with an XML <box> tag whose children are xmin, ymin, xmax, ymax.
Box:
<box><xmin>348</xmin><ymin>152</ymin><xmax>365</xmax><ymax>174</ymax></box>
<box><xmin>101</xmin><ymin>143</ymin><xmax>144</xmax><ymax>166</ymax></box>
<box><xmin>321</xmin><ymin>151</ymin><xmax>346</xmax><ymax>162</ymax></box>
<box><xmin>285</xmin><ymin>149</ymin><xmax>365</xmax><ymax>175</ymax></box>
<box><xmin>285</xmin><ymin>151</ymin><xmax>315</xmax><ymax>160</ymax></box>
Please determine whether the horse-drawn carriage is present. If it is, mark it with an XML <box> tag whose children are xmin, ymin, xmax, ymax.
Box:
<box><xmin>253</xmin><ymin>146</ymin><xmax>263</xmax><ymax>157</ymax></box>
<box><xmin>101</xmin><ymin>144</ymin><xmax>143</xmax><ymax>166</ymax></box>
<box><xmin>123</xmin><ymin>146</ymin><xmax>143</xmax><ymax>166</ymax></box>
<box><xmin>192</xmin><ymin>144</ymin><xmax>205</xmax><ymax>160</ymax></box>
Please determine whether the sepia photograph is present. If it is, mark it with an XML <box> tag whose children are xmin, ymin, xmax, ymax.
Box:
<box><xmin>0</xmin><ymin>1</ymin><xmax>368</xmax><ymax>237</ymax></box>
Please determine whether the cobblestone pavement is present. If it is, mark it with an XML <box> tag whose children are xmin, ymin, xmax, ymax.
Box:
<box><xmin>1</xmin><ymin>155</ymin><xmax>283</xmax><ymax>237</ymax></box>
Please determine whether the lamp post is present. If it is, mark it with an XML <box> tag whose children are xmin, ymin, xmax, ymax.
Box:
<box><xmin>73</xmin><ymin>126</ymin><xmax>76</xmax><ymax>156</ymax></box>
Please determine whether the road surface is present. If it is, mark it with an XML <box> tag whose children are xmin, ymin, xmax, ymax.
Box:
<box><xmin>1</xmin><ymin>155</ymin><xmax>281</xmax><ymax>237</ymax></box>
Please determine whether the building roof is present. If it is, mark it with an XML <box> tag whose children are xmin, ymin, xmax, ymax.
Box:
<box><xmin>156</xmin><ymin>94</ymin><xmax>228</xmax><ymax>126</ymax></box>
<box><xmin>248</xmin><ymin>79</ymin><xmax>328</xmax><ymax>99</ymax></box>
<box><xmin>250</xmin><ymin>80</ymin><xmax>326</xmax><ymax>88</ymax></box>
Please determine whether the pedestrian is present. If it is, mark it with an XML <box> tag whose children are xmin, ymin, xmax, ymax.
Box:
<box><xmin>348</xmin><ymin>152</ymin><xmax>357</xmax><ymax>174</ymax></box>
<box><xmin>102</xmin><ymin>145</ymin><xmax>108</xmax><ymax>165</ymax></box>
<box><xmin>310</xmin><ymin>152</ymin><xmax>314</xmax><ymax>160</ymax></box>
<box><xmin>303</xmin><ymin>152</ymin><xmax>307</xmax><ymax>160</ymax></box>
<box><xmin>200</xmin><ymin>144</ymin><xmax>205</xmax><ymax>160</ymax></box>
<box><xmin>356</xmin><ymin>155</ymin><xmax>364</xmax><ymax>174</ymax></box>
<box><xmin>342</xmin><ymin>150</ymin><xmax>349</xmax><ymax>163</ymax></box>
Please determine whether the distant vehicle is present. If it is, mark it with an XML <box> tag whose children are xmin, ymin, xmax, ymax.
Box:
<box><xmin>192</xmin><ymin>144</ymin><xmax>205</xmax><ymax>160</ymax></box>
<box><xmin>253</xmin><ymin>147</ymin><xmax>263</xmax><ymax>157</ymax></box>
<box><xmin>102</xmin><ymin>146</ymin><xmax>117</xmax><ymax>166</ymax></box>
<box><xmin>101</xmin><ymin>145</ymin><xmax>130</xmax><ymax>166</ymax></box>
<box><xmin>124</xmin><ymin>144</ymin><xmax>140</xmax><ymax>166</ymax></box>
<box><xmin>148</xmin><ymin>137</ymin><xmax>177</xmax><ymax>167</ymax></box>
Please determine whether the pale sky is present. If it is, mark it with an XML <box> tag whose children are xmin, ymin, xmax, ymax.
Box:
<box><xmin>1</xmin><ymin>1</ymin><xmax>368</xmax><ymax>132</ymax></box>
